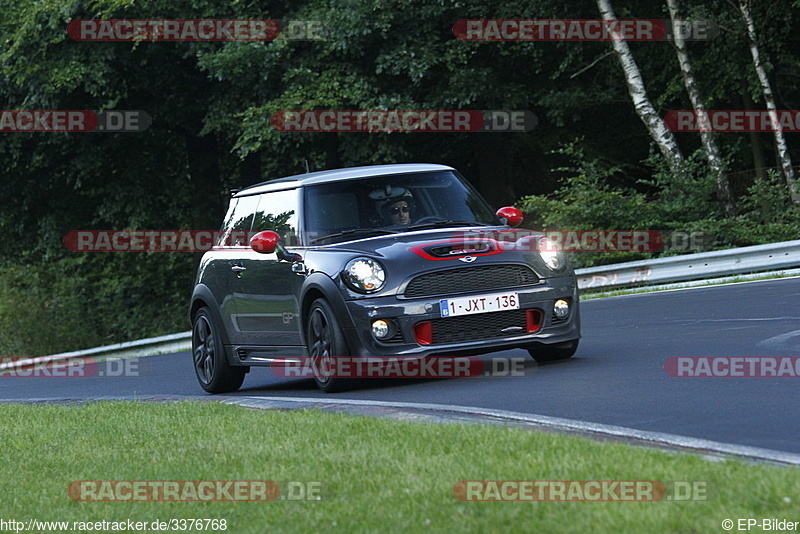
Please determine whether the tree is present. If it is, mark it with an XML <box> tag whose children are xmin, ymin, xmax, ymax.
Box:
<box><xmin>736</xmin><ymin>0</ymin><xmax>800</xmax><ymax>208</ymax></box>
<box><xmin>596</xmin><ymin>0</ymin><xmax>686</xmax><ymax>176</ymax></box>
<box><xmin>666</xmin><ymin>0</ymin><xmax>736</xmax><ymax>217</ymax></box>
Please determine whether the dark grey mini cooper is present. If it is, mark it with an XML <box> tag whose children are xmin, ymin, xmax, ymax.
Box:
<box><xmin>190</xmin><ymin>164</ymin><xmax>580</xmax><ymax>393</ymax></box>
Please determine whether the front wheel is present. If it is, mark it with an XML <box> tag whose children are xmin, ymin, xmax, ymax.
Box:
<box><xmin>306</xmin><ymin>299</ymin><xmax>359</xmax><ymax>392</ymax></box>
<box><xmin>527</xmin><ymin>340</ymin><xmax>579</xmax><ymax>363</ymax></box>
<box><xmin>192</xmin><ymin>307</ymin><xmax>246</xmax><ymax>393</ymax></box>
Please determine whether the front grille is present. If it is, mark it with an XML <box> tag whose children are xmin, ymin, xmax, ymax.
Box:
<box><xmin>382</xmin><ymin>329</ymin><xmax>404</xmax><ymax>344</ymax></box>
<box><xmin>404</xmin><ymin>265</ymin><xmax>539</xmax><ymax>299</ymax></box>
<box><xmin>429</xmin><ymin>309</ymin><xmax>536</xmax><ymax>344</ymax></box>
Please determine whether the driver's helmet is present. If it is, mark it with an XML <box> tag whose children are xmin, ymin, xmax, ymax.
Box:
<box><xmin>369</xmin><ymin>186</ymin><xmax>414</xmax><ymax>224</ymax></box>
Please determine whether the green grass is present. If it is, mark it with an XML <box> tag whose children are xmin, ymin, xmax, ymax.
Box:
<box><xmin>2</xmin><ymin>402</ymin><xmax>798</xmax><ymax>533</ymax></box>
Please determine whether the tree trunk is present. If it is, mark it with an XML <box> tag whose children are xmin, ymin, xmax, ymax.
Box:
<box><xmin>325</xmin><ymin>134</ymin><xmax>342</xmax><ymax>170</ymax></box>
<box><xmin>596</xmin><ymin>0</ymin><xmax>685</xmax><ymax>176</ymax></box>
<box><xmin>475</xmin><ymin>134</ymin><xmax>515</xmax><ymax>208</ymax></box>
<box><xmin>187</xmin><ymin>133</ymin><xmax>222</xmax><ymax>266</ymax></box>
<box><xmin>666</xmin><ymin>0</ymin><xmax>736</xmax><ymax>217</ymax></box>
<box><xmin>739</xmin><ymin>0</ymin><xmax>800</xmax><ymax>208</ymax></box>
<box><xmin>240</xmin><ymin>150</ymin><xmax>262</xmax><ymax>187</ymax></box>
<box><xmin>740</xmin><ymin>77</ymin><xmax>768</xmax><ymax>181</ymax></box>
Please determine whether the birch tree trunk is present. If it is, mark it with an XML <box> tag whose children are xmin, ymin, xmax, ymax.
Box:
<box><xmin>596</xmin><ymin>0</ymin><xmax>685</xmax><ymax>176</ymax></box>
<box><xmin>738</xmin><ymin>0</ymin><xmax>800</xmax><ymax>208</ymax></box>
<box><xmin>666</xmin><ymin>0</ymin><xmax>736</xmax><ymax>217</ymax></box>
<box><xmin>740</xmin><ymin>77</ymin><xmax>768</xmax><ymax>181</ymax></box>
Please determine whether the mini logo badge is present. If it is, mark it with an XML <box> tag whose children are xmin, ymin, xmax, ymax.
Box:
<box><xmin>459</xmin><ymin>256</ymin><xmax>477</xmax><ymax>263</ymax></box>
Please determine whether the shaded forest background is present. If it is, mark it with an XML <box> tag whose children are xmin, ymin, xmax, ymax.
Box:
<box><xmin>1</xmin><ymin>0</ymin><xmax>799</xmax><ymax>355</ymax></box>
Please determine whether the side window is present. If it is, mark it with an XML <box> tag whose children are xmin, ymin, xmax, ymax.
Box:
<box><xmin>217</xmin><ymin>194</ymin><xmax>261</xmax><ymax>246</ymax></box>
<box><xmin>304</xmin><ymin>185</ymin><xmax>361</xmax><ymax>240</ymax></box>
<box><xmin>252</xmin><ymin>189</ymin><xmax>299</xmax><ymax>246</ymax></box>
<box><xmin>217</xmin><ymin>198</ymin><xmax>239</xmax><ymax>245</ymax></box>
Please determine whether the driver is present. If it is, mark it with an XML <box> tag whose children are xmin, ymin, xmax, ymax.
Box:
<box><xmin>370</xmin><ymin>186</ymin><xmax>414</xmax><ymax>226</ymax></box>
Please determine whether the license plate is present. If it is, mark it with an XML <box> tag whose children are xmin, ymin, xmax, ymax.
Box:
<box><xmin>439</xmin><ymin>292</ymin><xmax>519</xmax><ymax>318</ymax></box>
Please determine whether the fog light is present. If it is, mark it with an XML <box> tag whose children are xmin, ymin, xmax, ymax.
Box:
<box><xmin>371</xmin><ymin>319</ymin><xmax>394</xmax><ymax>340</ymax></box>
<box><xmin>553</xmin><ymin>299</ymin><xmax>570</xmax><ymax>319</ymax></box>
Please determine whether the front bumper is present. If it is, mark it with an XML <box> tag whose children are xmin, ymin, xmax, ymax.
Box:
<box><xmin>341</xmin><ymin>276</ymin><xmax>580</xmax><ymax>358</ymax></box>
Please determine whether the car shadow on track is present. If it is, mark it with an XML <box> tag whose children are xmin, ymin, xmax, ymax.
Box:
<box><xmin>233</xmin><ymin>354</ymin><xmax>589</xmax><ymax>395</ymax></box>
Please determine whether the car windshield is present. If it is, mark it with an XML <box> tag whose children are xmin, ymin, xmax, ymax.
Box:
<box><xmin>304</xmin><ymin>171</ymin><xmax>499</xmax><ymax>244</ymax></box>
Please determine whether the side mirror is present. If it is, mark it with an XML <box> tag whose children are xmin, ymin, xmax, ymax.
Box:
<box><xmin>250</xmin><ymin>230</ymin><xmax>303</xmax><ymax>262</ymax></box>
<box><xmin>250</xmin><ymin>230</ymin><xmax>279</xmax><ymax>254</ymax></box>
<box><xmin>496</xmin><ymin>206</ymin><xmax>524</xmax><ymax>227</ymax></box>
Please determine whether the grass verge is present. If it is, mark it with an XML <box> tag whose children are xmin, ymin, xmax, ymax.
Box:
<box><xmin>2</xmin><ymin>401</ymin><xmax>798</xmax><ymax>533</ymax></box>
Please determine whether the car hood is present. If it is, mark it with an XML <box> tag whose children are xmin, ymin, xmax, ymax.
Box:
<box><xmin>312</xmin><ymin>225</ymin><xmax>540</xmax><ymax>254</ymax></box>
<box><xmin>299</xmin><ymin>226</ymin><xmax>557</xmax><ymax>297</ymax></box>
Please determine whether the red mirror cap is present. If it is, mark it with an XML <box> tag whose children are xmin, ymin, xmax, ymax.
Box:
<box><xmin>496</xmin><ymin>206</ymin><xmax>524</xmax><ymax>227</ymax></box>
<box><xmin>250</xmin><ymin>230</ymin><xmax>280</xmax><ymax>254</ymax></box>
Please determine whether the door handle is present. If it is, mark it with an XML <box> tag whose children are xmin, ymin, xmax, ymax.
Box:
<box><xmin>231</xmin><ymin>265</ymin><xmax>246</xmax><ymax>273</ymax></box>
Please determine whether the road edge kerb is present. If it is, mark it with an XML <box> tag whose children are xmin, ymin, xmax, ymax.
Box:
<box><xmin>0</xmin><ymin>331</ymin><xmax>191</xmax><ymax>373</ymax></box>
<box><xmin>223</xmin><ymin>396</ymin><xmax>800</xmax><ymax>466</ymax></box>
<box><xmin>1</xmin><ymin>394</ymin><xmax>797</xmax><ymax>466</ymax></box>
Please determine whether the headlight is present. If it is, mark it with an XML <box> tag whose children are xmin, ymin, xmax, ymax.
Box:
<box><xmin>538</xmin><ymin>237</ymin><xmax>566</xmax><ymax>271</ymax></box>
<box><xmin>342</xmin><ymin>258</ymin><xmax>386</xmax><ymax>293</ymax></box>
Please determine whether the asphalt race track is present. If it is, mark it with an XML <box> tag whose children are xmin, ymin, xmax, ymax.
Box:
<box><xmin>3</xmin><ymin>278</ymin><xmax>799</xmax><ymax>454</ymax></box>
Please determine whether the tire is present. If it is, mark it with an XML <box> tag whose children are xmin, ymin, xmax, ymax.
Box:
<box><xmin>527</xmin><ymin>340</ymin><xmax>579</xmax><ymax>363</ymax></box>
<box><xmin>306</xmin><ymin>298</ymin><xmax>359</xmax><ymax>393</ymax></box>
<box><xmin>192</xmin><ymin>307</ymin><xmax>246</xmax><ymax>393</ymax></box>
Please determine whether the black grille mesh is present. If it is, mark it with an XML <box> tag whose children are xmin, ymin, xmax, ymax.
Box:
<box><xmin>383</xmin><ymin>329</ymin><xmax>404</xmax><ymax>343</ymax></box>
<box><xmin>404</xmin><ymin>265</ymin><xmax>539</xmax><ymax>298</ymax></box>
<box><xmin>429</xmin><ymin>309</ymin><xmax>536</xmax><ymax>344</ymax></box>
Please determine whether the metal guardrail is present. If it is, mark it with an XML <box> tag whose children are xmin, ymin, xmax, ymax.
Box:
<box><xmin>575</xmin><ymin>239</ymin><xmax>800</xmax><ymax>290</ymax></box>
<box><xmin>8</xmin><ymin>240</ymin><xmax>800</xmax><ymax>366</ymax></box>
<box><xmin>0</xmin><ymin>331</ymin><xmax>191</xmax><ymax>373</ymax></box>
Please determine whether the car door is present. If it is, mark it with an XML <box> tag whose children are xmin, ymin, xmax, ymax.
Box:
<box><xmin>208</xmin><ymin>193</ymin><xmax>262</xmax><ymax>347</ymax></box>
<box><xmin>231</xmin><ymin>188</ymin><xmax>304</xmax><ymax>348</ymax></box>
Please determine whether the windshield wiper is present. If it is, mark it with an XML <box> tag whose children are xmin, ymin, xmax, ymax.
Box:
<box><xmin>406</xmin><ymin>220</ymin><xmax>492</xmax><ymax>231</ymax></box>
<box><xmin>310</xmin><ymin>228</ymin><xmax>399</xmax><ymax>244</ymax></box>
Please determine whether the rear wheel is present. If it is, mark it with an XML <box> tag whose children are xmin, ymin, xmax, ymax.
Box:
<box><xmin>527</xmin><ymin>340</ymin><xmax>579</xmax><ymax>363</ymax></box>
<box><xmin>306</xmin><ymin>299</ymin><xmax>359</xmax><ymax>392</ymax></box>
<box><xmin>192</xmin><ymin>307</ymin><xmax>246</xmax><ymax>393</ymax></box>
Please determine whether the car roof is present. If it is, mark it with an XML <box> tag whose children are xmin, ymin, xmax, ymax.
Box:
<box><xmin>234</xmin><ymin>163</ymin><xmax>456</xmax><ymax>197</ymax></box>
